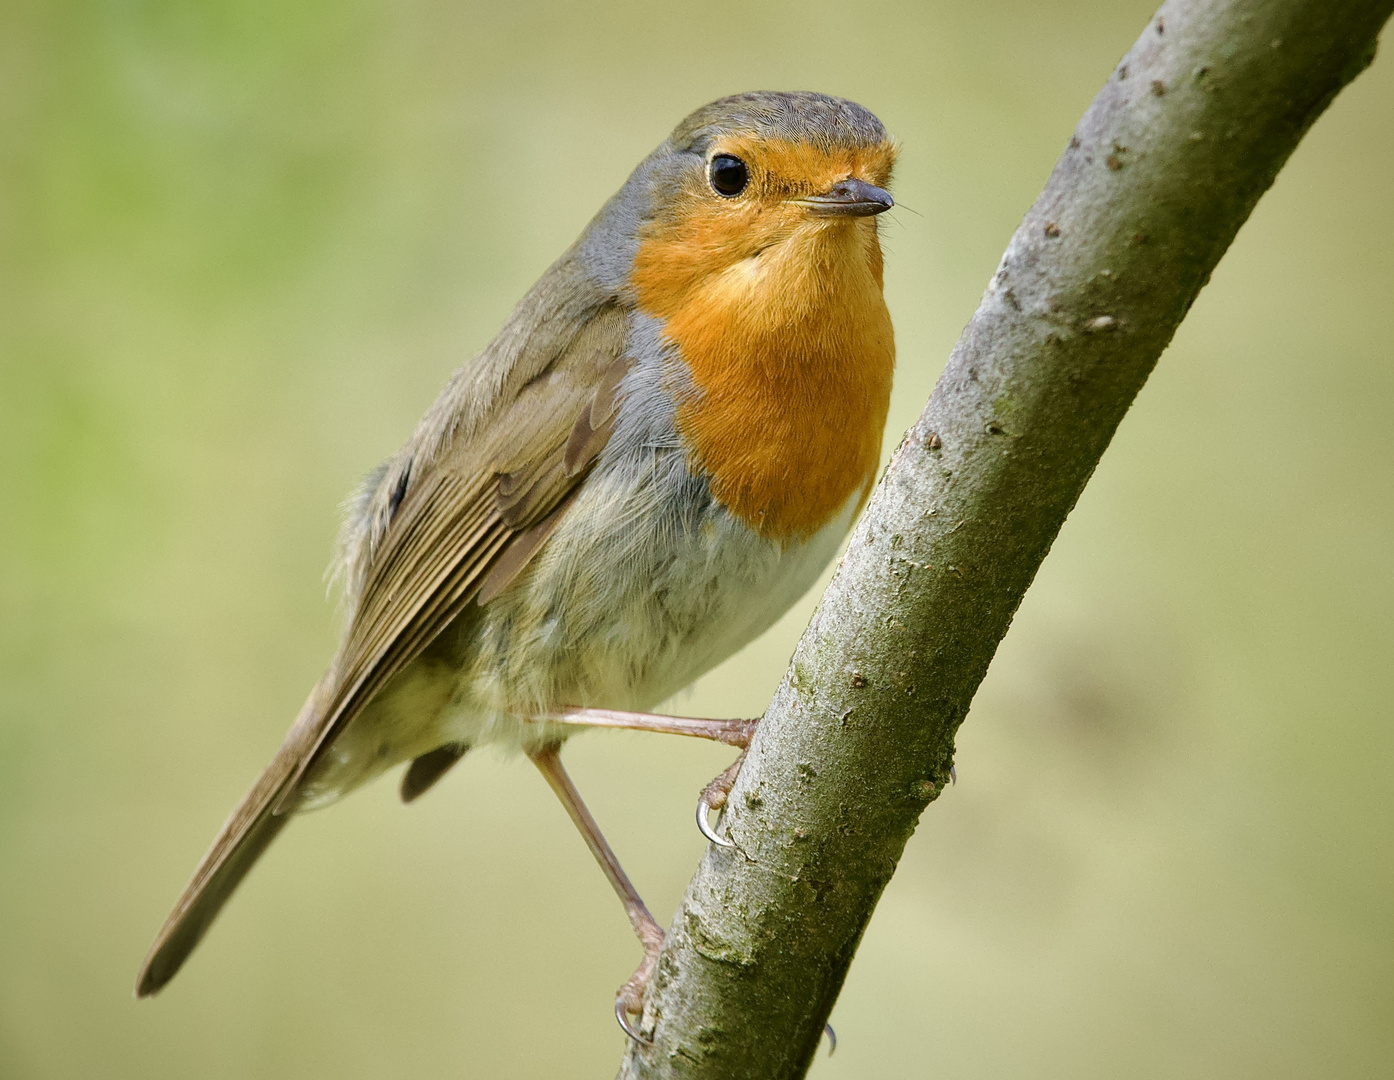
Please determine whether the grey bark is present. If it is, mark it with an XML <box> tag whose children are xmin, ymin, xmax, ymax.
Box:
<box><xmin>619</xmin><ymin>2</ymin><xmax>1394</xmax><ymax>1077</ymax></box>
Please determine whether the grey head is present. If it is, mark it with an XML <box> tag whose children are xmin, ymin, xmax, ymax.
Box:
<box><xmin>667</xmin><ymin>91</ymin><xmax>890</xmax><ymax>155</ymax></box>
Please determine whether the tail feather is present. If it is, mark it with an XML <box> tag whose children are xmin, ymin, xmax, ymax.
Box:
<box><xmin>135</xmin><ymin>675</ymin><xmax>332</xmax><ymax>997</ymax></box>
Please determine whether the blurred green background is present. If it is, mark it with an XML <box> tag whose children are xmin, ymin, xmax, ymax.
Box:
<box><xmin>2</xmin><ymin>1</ymin><xmax>1391</xmax><ymax>1076</ymax></box>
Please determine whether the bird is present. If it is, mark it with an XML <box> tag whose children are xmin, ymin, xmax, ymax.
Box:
<box><xmin>136</xmin><ymin>90</ymin><xmax>898</xmax><ymax>1039</ymax></box>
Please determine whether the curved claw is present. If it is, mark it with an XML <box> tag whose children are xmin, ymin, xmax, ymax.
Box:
<box><xmin>696</xmin><ymin>793</ymin><xmax>735</xmax><ymax>848</ymax></box>
<box><xmin>615</xmin><ymin>997</ymin><xmax>653</xmax><ymax>1044</ymax></box>
<box><xmin>824</xmin><ymin>1022</ymin><xmax>838</xmax><ymax>1056</ymax></box>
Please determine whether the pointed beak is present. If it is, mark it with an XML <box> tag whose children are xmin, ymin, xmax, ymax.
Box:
<box><xmin>797</xmin><ymin>178</ymin><xmax>894</xmax><ymax>218</ymax></box>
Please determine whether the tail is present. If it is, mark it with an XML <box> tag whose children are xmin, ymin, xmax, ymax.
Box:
<box><xmin>135</xmin><ymin>675</ymin><xmax>332</xmax><ymax>997</ymax></box>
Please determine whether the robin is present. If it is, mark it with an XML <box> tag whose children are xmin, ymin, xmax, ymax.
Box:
<box><xmin>137</xmin><ymin>90</ymin><xmax>898</xmax><ymax>1038</ymax></box>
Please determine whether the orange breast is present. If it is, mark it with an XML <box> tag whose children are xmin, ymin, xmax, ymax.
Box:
<box><xmin>632</xmin><ymin>202</ymin><xmax>894</xmax><ymax>542</ymax></box>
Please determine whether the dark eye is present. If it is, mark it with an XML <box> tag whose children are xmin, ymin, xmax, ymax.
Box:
<box><xmin>709</xmin><ymin>154</ymin><xmax>749</xmax><ymax>197</ymax></box>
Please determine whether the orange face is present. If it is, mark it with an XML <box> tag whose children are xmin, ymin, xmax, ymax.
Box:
<box><xmin>631</xmin><ymin>135</ymin><xmax>898</xmax><ymax>541</ymax></box>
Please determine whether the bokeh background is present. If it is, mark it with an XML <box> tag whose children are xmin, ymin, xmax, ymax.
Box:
<box><xmin>2</xmin><ymin>1</ymin><xmax>1391</xmax><ymax>1076</ymax></box>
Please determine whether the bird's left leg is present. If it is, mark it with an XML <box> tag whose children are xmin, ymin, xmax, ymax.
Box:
<box><xmin>543</xmin><ymin>707</ymin><xmax>756</xmax><ymax>746</ymax></box>
<box><xmin>527</xmin><ymin>743</ymin><xmax>664</xmax><ymax>1042</ymax></box>
<box><xmin>543</xmin><ymin>708</ymin><xmax>755</xmax><ymax>847</ymax></box>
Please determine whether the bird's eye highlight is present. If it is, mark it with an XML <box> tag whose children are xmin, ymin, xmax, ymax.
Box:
<box><xmin>709</xmin><ymin>154</ymin><xmax>749</xmax><ymax>197</ymax></box>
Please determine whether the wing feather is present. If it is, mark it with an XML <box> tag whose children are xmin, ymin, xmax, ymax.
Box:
<box><xmin>279</xmin><ymin>310</ymin><xmax>630</xmax><ymax>804</ymax></box>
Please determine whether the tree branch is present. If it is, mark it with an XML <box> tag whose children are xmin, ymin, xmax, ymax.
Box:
<box><xmin>619</xmin><ymin>2</ymin><xmax>1393</xmax><ymax>1077</ymax></box>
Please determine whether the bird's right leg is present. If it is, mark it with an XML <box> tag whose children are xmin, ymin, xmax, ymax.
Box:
<box><xmin>541</xmin><ymin>708</ymin><xmax>757</xmax><ymax>847</ymax></box>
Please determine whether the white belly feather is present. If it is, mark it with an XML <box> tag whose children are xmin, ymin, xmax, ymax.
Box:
<box><xmin>440</xmin><ymin>451</ymin><xmax>860</xmax><ymax>752</ymax></box>
<box><xmin>301</xmin><ymin>444</ymin><xmax>861</xmax><ymax>807</ymax></box>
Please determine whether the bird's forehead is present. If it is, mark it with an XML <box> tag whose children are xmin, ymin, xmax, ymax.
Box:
<box><xmin>670</xmin><ymin>91</ymin><xmax>888</xmax><ymax>156</ymax></box>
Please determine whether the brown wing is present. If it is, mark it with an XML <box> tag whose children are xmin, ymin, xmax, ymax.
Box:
<box><xmin>136</xmin><ymin>301</ymin><xmax>629</xmax><ymax>997</ymax></box>
<box><xmin>278</xmin><ymin>301</ymin><xmax>629</xmax><ymax>803</ymax></box>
